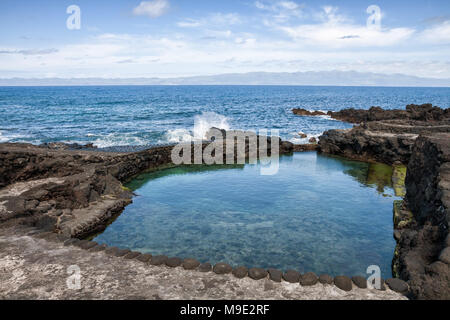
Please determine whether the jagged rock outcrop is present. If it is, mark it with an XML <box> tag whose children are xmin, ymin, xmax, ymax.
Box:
<box><xmin>293</xmin><ymin>103</ymin><xmax>450</xmax><ymax>123</ymax></box>
<box><xmin>318</xmin><ymin>104</ymin><xmax>450</xmax><ymax>165</ymax></box>
<box><xmin>393</xmin><ymin>134</ymin><xmax>450</xmax><ymax>299</ymax></box>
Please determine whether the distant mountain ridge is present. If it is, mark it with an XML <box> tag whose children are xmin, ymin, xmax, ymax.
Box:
<box><xmin>1</xmin><ymin>71</ymin><xmax>449</xmax><ymax>87</ymax></box>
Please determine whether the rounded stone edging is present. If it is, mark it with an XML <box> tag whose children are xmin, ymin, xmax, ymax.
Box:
<box><xmin>31</xmin><ymin>229</ymin><xmax>411</xmax><ymax>296</ymax></box>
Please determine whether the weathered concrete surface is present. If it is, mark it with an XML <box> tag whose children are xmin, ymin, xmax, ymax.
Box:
<box><xmin>0</xmin><ymin>227</ymin><xmax>406</xmax><ymax>300</ymax></box>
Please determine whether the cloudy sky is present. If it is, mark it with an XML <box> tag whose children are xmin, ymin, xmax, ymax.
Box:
<box><xmin>1</xmin><ymin>0</ymin><xmax>450</xmax><ymax>79</ymax></box>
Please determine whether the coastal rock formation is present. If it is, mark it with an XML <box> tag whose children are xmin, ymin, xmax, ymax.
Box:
<box><xmin>293</xmin><ymin>104</ymin><xmax>450</xmax><ymax>123</ymax></box>
<box><xmin>393</xmin><ymin>134</ymin><xmax>450</xmax><ymax>299</ymax></box>
<box><xmin>316</xmin><ymin>104</ymin><xmax>449</xmax><ymax>299</ymax></box>
<box><xmin>318</xmin><ymin>105</ymin><xmax>450</xmax><ymax>165</ymax></box>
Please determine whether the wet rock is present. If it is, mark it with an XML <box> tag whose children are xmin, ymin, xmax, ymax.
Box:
<box><xmin>352</xmin><ymin>276</ymin><xmax>367</xmax><ymax>289</ymax></box>
<box><xmin>299</xmin><ymin>132</ymin><xmax>307</xmax><ymax>139</ymax></box>
<box><xmin>300</xmin><ymin>272</ymin><xmax>318</xmax><ymax>286</ymax></box>
<box><xmin>198</xmin><ymin>263</ymin><xmax>212</xmax><ymax>272</ymax></box>
<box><xmin>268</xmin><ymin>268</ymin><xmax>282</xmax><ymax>282</ymax></box>
<box><xmin>124</xmin><ymin>251</ymin><xmax>142</xmax><ymax>260</ymax></box>
<box><xmin>334</xmin><ymin>276</ymin><xmax>353</xmax><ymax>291</ymax></box>
<box><xmin>292</xmin><ymin>109</ymin><xmax>327</xmax><ymax>117</ymax></box>
<box><xmin>150</xmin><ymin>255</ymin><xmax>168</xmax><ymax>266</ymax></box>
<box><xmin>182</xmin><ymin>258</ymin><xmax>200</xmax><ymax>270</ymax></box>
<box><xmin>232</xmin><ymin>266</ymin><xmax>248</xmax><ymax>279</ymax></box>
<box><xmin>385</xmin><ymin>278</ymin><xmax>409</xmax><ymax>294</ymax></box>
<box><xmin>166</xmin><ymin>257</ymin><xmax>182</xmax><ymax>268</ymax></box>
<box><xmin>248</xmin><ymin>268</ymin><xmax>267</xmax><ymax>280</ymax></box>
<box><xmin>283</xmin><ymin>270</ymin><xmax>300</xmax><ymax>283</ymax></box>
<box><xmin>309</xmin><ymin>137</ymin><xmax>317</xmax><ymax>143</ymax></box>
<box><xmin>136</xmin><ymin>253</ymin><xmax>152</xmax><ymax>263</ymax></box>
<box><xmin>213</xmin><ymin>263</ymin><xmax>232</xmax><ymax>275</ymax></box>
<box><xmin>438</xmin><ymin>247</ymin><xmax>450</xmax><ymax>264</ymax></box>
<box><xmin>319</xmin><ymin>274</ymin><xmax>333</xmax><ymax>285</ymax></box>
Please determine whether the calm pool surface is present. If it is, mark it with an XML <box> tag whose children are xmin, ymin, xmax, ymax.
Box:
<box><xmin>94</xmin><ymin>152</ymin><xmax>402</xmax><ymax>278</ymax></box>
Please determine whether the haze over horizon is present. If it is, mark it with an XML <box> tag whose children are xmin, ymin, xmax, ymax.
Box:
<box><xmin>1</xmin><ymin>0</ymin><xmax>450</xmax><ymax>81</ymax></box>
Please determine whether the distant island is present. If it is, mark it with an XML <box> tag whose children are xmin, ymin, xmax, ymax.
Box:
<box><xmin>1</xmin><ymin>71</ymin><xmax>449</xmax><ymax>87</ymax></box>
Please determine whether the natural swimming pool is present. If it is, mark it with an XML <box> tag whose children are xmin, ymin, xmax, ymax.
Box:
<box><xmin>93</xmin><ymin>152</ymin><xmax>404</xmax><ymax>278</ymax></box>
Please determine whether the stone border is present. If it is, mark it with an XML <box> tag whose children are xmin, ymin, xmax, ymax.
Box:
<box><xmin>26</xmin><ymin>227</ymin><xmax>411</xmax><ymax>297</ymax></box>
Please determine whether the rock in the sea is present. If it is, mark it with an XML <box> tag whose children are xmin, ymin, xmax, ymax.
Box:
<box><xmin>385</xmin><ymin>278</ymin><xmax>409</xmax><ymax>294</ymax></box>
<box><xmin>308</xmin><ymin>137</ymin><xmax>317</xmax><ymax>143</ymax></box>
<box><xmin>352</xmin><ymin>276</ymin><xmax>367</xmax><ymax>289</ymax></box>
<box><xmin>292</xmin><ymin>108</ymin><xmax>327</xmax><ymax>117</ymax></box>
<box><xmin>319</xmin><ymin>274</ymin><xmax>333</xmax><ymax>284</ymax></box>
<box><xmin>299</xmin><ymin>132</ymin><xmax>307</xmax><ymax>139</ymax></box>
<box><xmin>182</xmin><ymin>258</ymin><xmax>200</xmax><ymax>270</ymax></box>
<box><xmin>213</xmin><ymin>262</ymin><xmax>232</xmax><ymax>274</ymax></box>
<box><xmin>248</xmin><ymin>268</ymin><xmax>268</xmax><ymax>280</ymax></box>
<box><xmin>232</xmin><ymin>266</ymin><xmax>248</xmax><ymax>279</ymax></box>
<box><xmin>283</xmin><ymin>270</ymin><xmax>300</xmax><ymax>283</ymax></box>
<box><xmin>300</xmin><ymin>272</ymin><xmax>318</xmax><ymax>286</ymax></box>
<box><xmin>334</xmin><ymin>276</ymin><xmax>353</xmax><ymax>291</ymax></box>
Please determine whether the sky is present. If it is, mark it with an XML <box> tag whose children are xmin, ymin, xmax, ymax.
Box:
<box><xmin>0</xmin><ymin>0</ymin><xmax>450</xmax><ymax>79</ymax></box>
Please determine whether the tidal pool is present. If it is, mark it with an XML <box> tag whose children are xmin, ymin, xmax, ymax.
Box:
<box><xmin>94</xmin><ymin>152</ymin><xmax>403</xmax><ymax>278</ymax></box>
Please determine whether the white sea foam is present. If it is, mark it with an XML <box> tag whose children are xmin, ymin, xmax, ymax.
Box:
<box><xmin>92</xmin><ymin>133</ymin><xmax>148</xmax><ymax>148</ymax></box>
<box><xmin>163</xmin><ymin>111</ymin><xmax>231</xmax><ymax>143</ymax></box>
<box><xmin>0</xmin><ymin>131</ymin><xmax>8</xmax><ymax>143</ymax></box>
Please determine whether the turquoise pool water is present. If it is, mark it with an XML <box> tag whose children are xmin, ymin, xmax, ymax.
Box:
<box><xmin>94</xmin><ymin>152</ymin><xmax>401</xmax><ymax>278</ymax></box>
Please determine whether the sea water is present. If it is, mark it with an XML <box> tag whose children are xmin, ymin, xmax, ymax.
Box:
<box><xmin>94</xmin><ymin>152</ymin><xmax>403</xmax><ymax>278</ymax></box>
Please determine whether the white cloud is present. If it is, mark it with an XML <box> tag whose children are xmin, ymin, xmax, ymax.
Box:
<box><xmin>177</xmin><ymin>13</ymin><xmax>241</xmax><ymax>28</ymax></box>
<box><xmin>255</xmin><ymin>1</ymin><xmax>304</xmax><ymax>22</ymax></box>
<box><xmin>133</xmin><ymin>0</ymin><xmax>170</xmax><ymax>18</ymax></box>
<box><xmin>418</xmin><ymin>20</ymin><xmax>450</xmax><ymax>44</ymax></box>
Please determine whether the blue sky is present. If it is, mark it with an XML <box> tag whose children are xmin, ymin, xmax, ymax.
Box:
<box><xmin>1</xmin><ymin>0</ymin><xmax>450</xmax><ymax>78</ymax></box>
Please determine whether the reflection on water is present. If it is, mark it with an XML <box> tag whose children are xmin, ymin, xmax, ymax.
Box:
<box><xmin>94</xmin><ymin>152</ymin><xmax>403</xmax><ymax>278</ymax></box>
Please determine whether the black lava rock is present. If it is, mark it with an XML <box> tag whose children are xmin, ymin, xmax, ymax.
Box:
<box><xmin>352</xmin><ymin>276</ymin><xmax>367</xmax><ymax>289</ymax></box>
<box><xmin>248</xmin><ymin>268</ymin><xmax>267</xmax><ymax>280</ymax></box>
<box><xmin>115</xmin><ymin>248</ymin><xmax>131</xmax><ymax>257</ymax></box>
<box><xmin>334</xmin><ymin>276</ymin><xmax>353</xmax><ymax>291</ymax></box>
<box><xmin>150</xmin><ymin>255</ymin><xmax>168</xmax><ymax>266</ymax></box>
<box><xmin>136</xmin><ymin>253</ymin><xmax>152</xmax><ymax>263</ymax></box>
<box><xmin>166</xmin><ymin>257</ymin><xmax>183</xmax><ymax>268</ymax></box>
<box><xmin>319</xmin><ymin>274</ymin><xmax>333</xmax><ymax>284</ymax></box>
<box><xmin>300</xmin><ymin>272</ymin><xmax>318</xmax><ymax>286</ymax></box>
<box><xmin>283</xmin><ymin>270</ymin><xmax>300</xmax><ymax>283</ymax></box>
<box><xmin>105</xmin><ymin>247</ymin><xmax>119</xmax><ymax>255</ymax></box>
<box><xmin>268</xmin><ymin>268</ymin><xmax>282</xmax><ymax>282</ymax></box>
<box><xmin>199</xmin><ymin>263</ymin><xmax>212</xmax><ymax>272</ymax></box>
<box><xmin>385</xmin><ymin>278</ymin><xmax>409</xmax><ymax>294</ymax></box>
<box><xmin>213</xmin><ymin>263</ymin><xmax>232</xmax><ymax>274</ymax></box>
<box><xmin>182</xmin><ymin>258</ymin><xmax>200</xmax><ymax>270</ymax></box>
<box><xmin>124</xmin><ymin>251</ymin><xmax>142</xmax><ymax>260</ymax></box>
<box><xmin>232</xmin><ymin>266</ymin><xmax>248</xmax><ymax>279</ymax></box>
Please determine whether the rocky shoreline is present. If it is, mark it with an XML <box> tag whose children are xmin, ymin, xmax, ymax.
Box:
<box><xmin>294</xmin><ymin>103</ymin><xmax>450</xmax><ymax>299</ymax></box>
<box><xmin>1</xmin><ymin>105</ymin><xmax>449</xmax><ymax>299</ymax></box>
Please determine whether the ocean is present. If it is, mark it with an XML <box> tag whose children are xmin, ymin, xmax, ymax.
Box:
<box><xmin>0</xmin><ymin>85</ymin><xmax>449</xmax><ymax>147</ymax></box>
